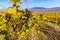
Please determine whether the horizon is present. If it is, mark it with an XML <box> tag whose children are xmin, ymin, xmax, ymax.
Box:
<box><xmin>0</xmin><ymin>0</ymin><xmax>60</xmax><ymax>9</ymax></box>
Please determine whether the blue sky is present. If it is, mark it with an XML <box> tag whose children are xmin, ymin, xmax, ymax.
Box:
<box><xmin>0</xmin><ymin>0</ymin><xmax>60</xmax><ymax>9</ymax></box>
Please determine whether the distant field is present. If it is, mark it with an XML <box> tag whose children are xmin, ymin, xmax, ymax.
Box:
<box><xmin>32</xmin><ymin>10</ymin><xmax>60</xmax><ymax>24</ymax></box>
<box><xmin>33</xmin><ymin>10</ymin><xmax>60</xmax><ymax>17</ymax></box>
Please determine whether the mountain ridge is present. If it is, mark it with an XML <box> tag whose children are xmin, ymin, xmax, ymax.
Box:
<box><xmin>30</xmin><ymin>7</ymin><xmax>60</xmax><ymax>10</ymax></box>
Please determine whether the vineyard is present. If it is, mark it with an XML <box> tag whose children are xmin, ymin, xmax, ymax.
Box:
<box><xmin>0</xmin><ymin>0</ymin><xmax>60</xmax><ymax>40</ymax></box>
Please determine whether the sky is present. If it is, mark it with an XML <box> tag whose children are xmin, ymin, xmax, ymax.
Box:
<box><xmin>0</xmin><ymin>0</ymin><xmax>60</xmax><ymax>9</ymax></box>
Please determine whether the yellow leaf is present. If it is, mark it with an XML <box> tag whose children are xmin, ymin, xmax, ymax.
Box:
<box><xmin>7</xmin><ymin>7</ymin><xmax>17</xmax><ymax>14</ymax></box>
<box><xmin>17</xmin><ymin>32</ymin><xmax>20</xmax><ymax>35</ymax></box>
<box><xmin>21</xmin><ymin>32</ymin><xmax>25</xmax><ymax>36</ymax></box>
